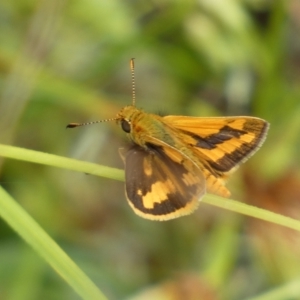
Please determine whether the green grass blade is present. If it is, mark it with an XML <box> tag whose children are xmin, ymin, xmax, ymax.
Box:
<box><xmin>0</xmin><ymin>143</ymin><xmax>123</xmax><ymax>181</ymax></box>
<box><xmin>0</xmin><ymin>185</ymin><xmax>107</xmax><ymax>300</ymax></box>
<box><xmin>203</xmin><ymin>194</ymin><xmax>300</xmax><ymax>233</ymax></box>
<box><xmin>1</xmin><ymin>143</ymin><xmax>300</xmax><ymax>234</ymax></box>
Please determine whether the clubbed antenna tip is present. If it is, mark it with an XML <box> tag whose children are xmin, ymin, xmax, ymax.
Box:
<box><xmin>66</xmin><ymin>123</ymin><xmax>81</xmax><ymax>129</ymax></box>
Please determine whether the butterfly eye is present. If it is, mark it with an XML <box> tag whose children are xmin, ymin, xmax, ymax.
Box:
<box><xmin>121</xmin><ymin>119</ymin><xmax>131</xmax><ymax>133</ymax></box>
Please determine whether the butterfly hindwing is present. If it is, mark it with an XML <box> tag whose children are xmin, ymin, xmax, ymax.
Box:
<box><xmin>120</xmin><ymin>143</ymin><xmax>205</xmax><ymax>221</ymax></box>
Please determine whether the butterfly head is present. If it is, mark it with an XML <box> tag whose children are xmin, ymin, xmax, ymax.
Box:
<box><xmin>116</xmin><ymin>105</ymin><xmax>142</xmax><ymax>134</ymax></box>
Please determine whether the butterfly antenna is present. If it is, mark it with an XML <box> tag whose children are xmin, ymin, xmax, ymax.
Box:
<box><xmin>130</xmin><ymin>58</ymin><xmax>136</xmax><ymax>106</ymax></box>
<box><xmin>66</xmin><ymin>117</ymin><xmax>117</xmax><ymax>129</ymax></box>
<box><xmin>67</xmin><ymin>59</ymin><xmax>136</xmax><ymax>129</ymax></box>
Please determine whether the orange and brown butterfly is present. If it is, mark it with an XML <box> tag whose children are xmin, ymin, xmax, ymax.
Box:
<box><xmin>67</xmin><ymin>59</ymin><xmax>269</xmax><ymax>221</ymax></box>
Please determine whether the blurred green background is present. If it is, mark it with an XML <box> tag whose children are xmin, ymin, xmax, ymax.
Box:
<box><xmin>1</xmin><ymin>0</ymin><xmax>300</xmax><ymax>299</ymax></box>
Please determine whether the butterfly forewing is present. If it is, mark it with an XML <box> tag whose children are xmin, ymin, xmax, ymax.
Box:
<box><xmin>160</xmin><ymin>115</ymin><xmax>269</xmax><ymax>197</ymax></box>
<box><xmin>163</xmin><ymin>116</ymin><xmax>269</xmax><ymax>173</ymax></box>
<box><xmin>120</xmin><ymin>144</ymin><xmax>206</xmax><ymax>221</ymax></box>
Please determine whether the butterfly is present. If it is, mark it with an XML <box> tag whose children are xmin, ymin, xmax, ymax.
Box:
<box><xmin>67</xmin><ymin>59</ymin><xmax>269</xmax><ymax>221</ymax></box>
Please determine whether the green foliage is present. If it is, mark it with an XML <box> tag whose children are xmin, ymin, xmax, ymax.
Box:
<box><xmin>0</xmin><ymin>0</ymin><xmax>300</xmax><ymax>299</ymax></box>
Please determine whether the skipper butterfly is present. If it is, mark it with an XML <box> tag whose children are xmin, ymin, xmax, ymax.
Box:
<box><xmin>67</xmin><ymin>59</ymin><xmax>269</xmax><ymax>221</ymax></box>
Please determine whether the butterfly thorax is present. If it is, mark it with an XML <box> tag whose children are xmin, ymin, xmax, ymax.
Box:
<box><xmin>116</xmin><ymin>105</ymin><xmax>175</xmax><ymax>148</ymax></box>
